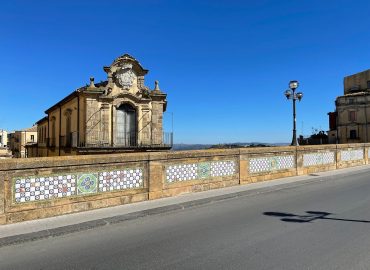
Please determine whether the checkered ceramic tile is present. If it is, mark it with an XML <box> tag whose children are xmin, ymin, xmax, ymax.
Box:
<box><xmin>14</xmin><ymin>174</ymin><xmax>76</xmax><ymax>203</ymax></box>
<box><xmin>303</xmin><ymin>152</ymin><xmax>335</xmax><ymax>167</ymax></box>
<box><xmin>211</xmin><ymin>161</ymin><xmax>236</xmax><ymax>177</ymax></box>
<box><xmin>166</xmin><ymin>163</ymin><xmax>198</xmax><ymax>183</ymax></box>
<box><xmin>77</xmin><ymin>174</ymin><xmax>98</xmax><ymax>195</ymax></box>
<box><xmin>249</xmin><ymin>155</ymin><xmax>295</xmax><ymax>173</ymax></box>
<box><xmin>98</xmin><ymin>168</ymin><xmax>144</xmax><ymax>192</ymax></box>
<box><xmin>341</xmin><ymin>149</ymin><xmax>363</xmax><ymax>161</ymax></box>
<box><xmin>166</xmin><ymin>160</ymin><xmax>236</xmax><ymax>183</ymax></box>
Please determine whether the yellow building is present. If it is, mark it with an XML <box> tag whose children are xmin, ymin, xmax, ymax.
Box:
<box><xmin>328</xmin><ymin>69</ymin><xmax>370</xmax><ymax>143</ymax></box>
<box><xmin>9</xmin><ymin>126</ymin><xmax>37</xmax><ymax>158</ymax></box>
<box><xmin>31</xmin><ymin>54</ymin><xmax>172</xmax><ymax>157</ymax></box>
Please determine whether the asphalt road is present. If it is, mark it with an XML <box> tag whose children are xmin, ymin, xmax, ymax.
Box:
<box><xmin>2</xmin><ymin>170</ymin><xmax>370</xmax><ymax>270</ymax></box>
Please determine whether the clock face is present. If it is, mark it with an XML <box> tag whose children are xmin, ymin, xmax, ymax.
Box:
<box><xmin>115</xmin><ymin>64</ymin><xmax>136</xmax><ymax>89</ymax></box>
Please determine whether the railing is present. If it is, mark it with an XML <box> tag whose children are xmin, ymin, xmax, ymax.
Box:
<box><xmin>79</xmin><ymin>130</ymin><xmax>110</xmax><ymax>147</ymax></box>
<box><xmin>60</xmin><ymin>133</ymin><xmax>78</xmax><ymax>148</ymax></box>
<box><xmin>78</xmin><ymin>130</ymin><xmax>173</xmax><ymax>148</ymax></box>
<box><xmin>116</xmin><ymin>131</ymin><xmax>137</xmax><ymax>147</ymax></box>
<box><xmin>161</xmin><ymin>132</ymin><xmax>173</xmax><ymax>146</ymax></box>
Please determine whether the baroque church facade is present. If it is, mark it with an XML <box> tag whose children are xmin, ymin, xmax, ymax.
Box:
<box><xmin>31</xmin><ymin>54</ymin><xmax>172</xmax><ymax>157</ymax></box>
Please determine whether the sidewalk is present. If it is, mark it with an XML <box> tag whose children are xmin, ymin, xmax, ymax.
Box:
<box><xmin>1</xmin><ymin>164</ymin><xmax>370</xmax><ymax>247</ymax></box>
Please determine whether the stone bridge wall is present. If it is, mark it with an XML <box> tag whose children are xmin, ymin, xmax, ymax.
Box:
<box><xmin>0</xmin><ymin>143</ymin><xmax>369</xmax><ymax>224</ymax></box>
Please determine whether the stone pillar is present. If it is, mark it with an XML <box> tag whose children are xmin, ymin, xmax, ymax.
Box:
<box><xmin>151</xmin><ymin>102</ymin><xmax>163</xmax><ymax>145</ymax></box>
<box><xmin>239</xmin><ymin>151</ymin><xmax>250</xmax><ymax>184</ymax></box>
<box><xmin>148</xmin><ymin>157</ymin><xmax>164</xmax><ymax>200</ymax></box>
<box><xmin>0</xmin><ymin>172</ymin><xmax>6</xmax><ymax>224</ymax></box>
<box><xmin>141</xmin><ymin>108</ymin><xmax>151</xmax><ymax>145</ymax></box>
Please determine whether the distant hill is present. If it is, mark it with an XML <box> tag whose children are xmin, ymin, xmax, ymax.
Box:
<box><xmin>172</xmin><ymin>144</ymin><xmax>212</xmax><ymax>151</ymax></box>
<box><xmin>172</xmin><ymin>142</ymin><xmax>289</xmax><ymax>151</ymax></box>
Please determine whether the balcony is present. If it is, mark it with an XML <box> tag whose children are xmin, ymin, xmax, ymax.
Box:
<box><xmin>78</xmin><ymin>130</ymin><xmax>173</xmax><ymax>150</ymax></box>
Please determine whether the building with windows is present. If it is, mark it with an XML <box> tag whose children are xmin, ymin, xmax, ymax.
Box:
<box><xmin>28</xmin><ymin>54</ymin><xmax>172</xmax><ymax>157</ymax></box>
<box><xmin>0</xmin><ymin>129</ymin><xmax>7</xmax><ymax>148</ymax></box>
<box><xmin>8</xmin><ymin>126</ymin><xmax>37</xmax><ymax>158</ymax></box>
<box><xmin>328</xmin><ymin>69</ymin><xmax>370</xmax><ymax>143</ymax></box>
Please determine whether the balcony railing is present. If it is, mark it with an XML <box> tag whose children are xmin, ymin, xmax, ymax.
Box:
<box><xmin>60</xmin><ymin>133</ymin><xmax>78</xmax><ymax>148</ymax></box>
<box><xmin>78</xmin><ymin>130</ymin><xmax>173</xmax><ymax>148</ymax></box>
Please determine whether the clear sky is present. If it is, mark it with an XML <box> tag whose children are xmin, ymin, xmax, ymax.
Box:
<box><xmin>1</xmin><ymin>0</ymin><xmax>370</xmax><ymax>144</ymax></box>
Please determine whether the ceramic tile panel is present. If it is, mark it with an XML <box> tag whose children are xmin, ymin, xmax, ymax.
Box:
<box><xmin>211</xmin><ymin>160</ymin><xmax>236</xmax><ymax>177</ymax></box>
<box><xmin>340</xmin><ymin>149</ymin><xmax>363</xmax><ymax>161</ymax></box>
<box><xmin>14</xmin><ymin>166</ymin><xmax>145</xmax><ymax>203</ymax></box>
<box><xmin>98</xmin><ymin>168</ymin><xmax>144</xmax><ymax>192</ymax></box>
<box><xmin>166</xmin><ymin>163</ymin><xmax>198</xmax><ymax>183</ymax></box>
<box><xmin>303</xmin><ymin>152</ymin><xmax>335</xmax><ymax>167</ymax></box>
<box><xmin>14</xmin><ymin>174</ymin><xmax>76</xmax><ymax>203</ymax></box>
<box><xmin>166</xmin><ymin>160</ymin><xmax>236</xmax><ymax>183</ymax></box>
<box><xmin>249</xmin><ymin>155</ymin><xmax>295</xmax><ymax>173</ymax></box>
<box><xmin>77</xmin><ymin>174</ymin><xmax>98</xmax><ymax>195</ymax></box>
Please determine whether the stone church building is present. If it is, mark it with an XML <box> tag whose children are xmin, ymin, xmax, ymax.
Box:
<box><xmin>328</xmin><ymin>69</ymin><xmax>370</xmax><ymax>144</ymax></box>
<box><xmin>30</xmin><ymin>54</ymin><xmax>172</xmax><ymax>157</ymax></box>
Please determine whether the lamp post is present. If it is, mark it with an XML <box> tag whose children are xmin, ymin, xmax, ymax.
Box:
<box><xmin>284</xmin><ymin>80</ymin><xmax>303</xmax><ymax>146</ymax></box>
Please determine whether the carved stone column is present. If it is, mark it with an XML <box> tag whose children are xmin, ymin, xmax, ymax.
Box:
<box><xmin>140</xmin><ymin>107</ymin><xmax>151</xmax><ymax>145</ymax></box>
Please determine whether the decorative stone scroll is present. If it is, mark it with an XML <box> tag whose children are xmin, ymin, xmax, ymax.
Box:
<box><xmin>165</xmin><ymin>160</ymin><xmax>236</xmax><ymax>183</ymax></box>
<box><xmin>115</xmin><ymin>63</ymin><xmax>136</xmax><ymax>89</ymax></box>
<box><xmin>340</xmin><ymin>149</ymin><xmax>363</xmax><ymax>161</ymax></box>
<box><xmin>249</xmin><ymin>155</ymin><xmax>294</xmax><ymax>173</ymax></box>
<box><xmin>13</xmin><ymin>167</ymin><xmax>144</xmax><ymax>204</ymax></box>
<box><xmin>303</xmin><ymin>152</ymin><xmax>335</xmax><ymax>167</ymax></box>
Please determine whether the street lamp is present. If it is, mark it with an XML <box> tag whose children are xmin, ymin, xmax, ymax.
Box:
<box><xmin>284</xmin><ymin>80</ymin><xmax>303</xmax><ymax>146</ymax></box>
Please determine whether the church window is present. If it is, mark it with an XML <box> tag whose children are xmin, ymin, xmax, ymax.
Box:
<box><xmin>350</xmin><ymin>130</ymin><xmax>357</xmax><ymax>139</ymax></box>
<box><xmin>348</xmin><ymin>111</ymin><xmax>356</xmax><ymax>122</ymax></box>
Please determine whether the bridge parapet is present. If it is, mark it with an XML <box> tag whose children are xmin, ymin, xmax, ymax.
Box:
<box><xmin>0</xmin><ymin>143</ymin><xmax>369</xmax><ymax>224</ymax></box>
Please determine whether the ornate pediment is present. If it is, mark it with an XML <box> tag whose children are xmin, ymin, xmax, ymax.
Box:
<box><xmin>115</xmin><ymin>63</ymin><xmax>136</xmax><ymax>90</ymax></box>
<box><xmin>106</xmin><ymin>54</ymin><xmax>148</xmax><ymax>76</ymax></box>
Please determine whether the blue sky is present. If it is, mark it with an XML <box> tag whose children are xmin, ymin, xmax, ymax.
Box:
<box><xmin>1</xmin><ymin>0</ymin><xmax>370</xmax><ymax>144</ymax></box>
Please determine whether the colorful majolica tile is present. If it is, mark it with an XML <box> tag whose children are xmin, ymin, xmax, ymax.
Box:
<box><xmin>165</xmin><ymin>160</ymin><xmax>236</xmax><ymax>183</ymax></box>
<box><xmin>14</xmin><ymin>174</ymin><xmax>77</xmax><ymax>203</ymax></box>
<box><xmin>98</xmin><ymin>168</ymin><xmax>144</xmax><ymax>192</ymax></box>
<box><xmin>77</xmin><ymin>173</ymin><xmax>98</xmax><ymax>195</ymax></box>
<box><xmin>198</xmin><ymin>162</ymin><xmax>211</xmax><ymax>178</ymax></box>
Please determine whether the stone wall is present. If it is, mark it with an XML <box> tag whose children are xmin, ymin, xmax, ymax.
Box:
<box><xmin>0</xmin><ymin>143</ymin><xmax>369</xmax><ymax>224</ymax></box>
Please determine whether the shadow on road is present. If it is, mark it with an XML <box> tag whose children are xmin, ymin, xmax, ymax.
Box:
<box><xmin>263</xmin><ymin>211</ymin><xmax>370</xmax><ymax>223</ymax></box>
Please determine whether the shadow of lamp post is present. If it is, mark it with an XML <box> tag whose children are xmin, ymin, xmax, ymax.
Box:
<box><xmin>284</xmin><ymin>80</ymin><xmax>303</xmax><ymax>146</ymax></box>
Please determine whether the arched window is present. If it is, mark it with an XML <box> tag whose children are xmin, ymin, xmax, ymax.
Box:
<box><xmin>116</xmin><ymin>104</ymin><xmax>137</xmax><ymax>146</ymax></box>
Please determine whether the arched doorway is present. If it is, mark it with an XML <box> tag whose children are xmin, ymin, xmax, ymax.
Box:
<box><xmin>116</xmin><ymin>104</ymin><xmax>137</xmax><ymax>146</ymax></box>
